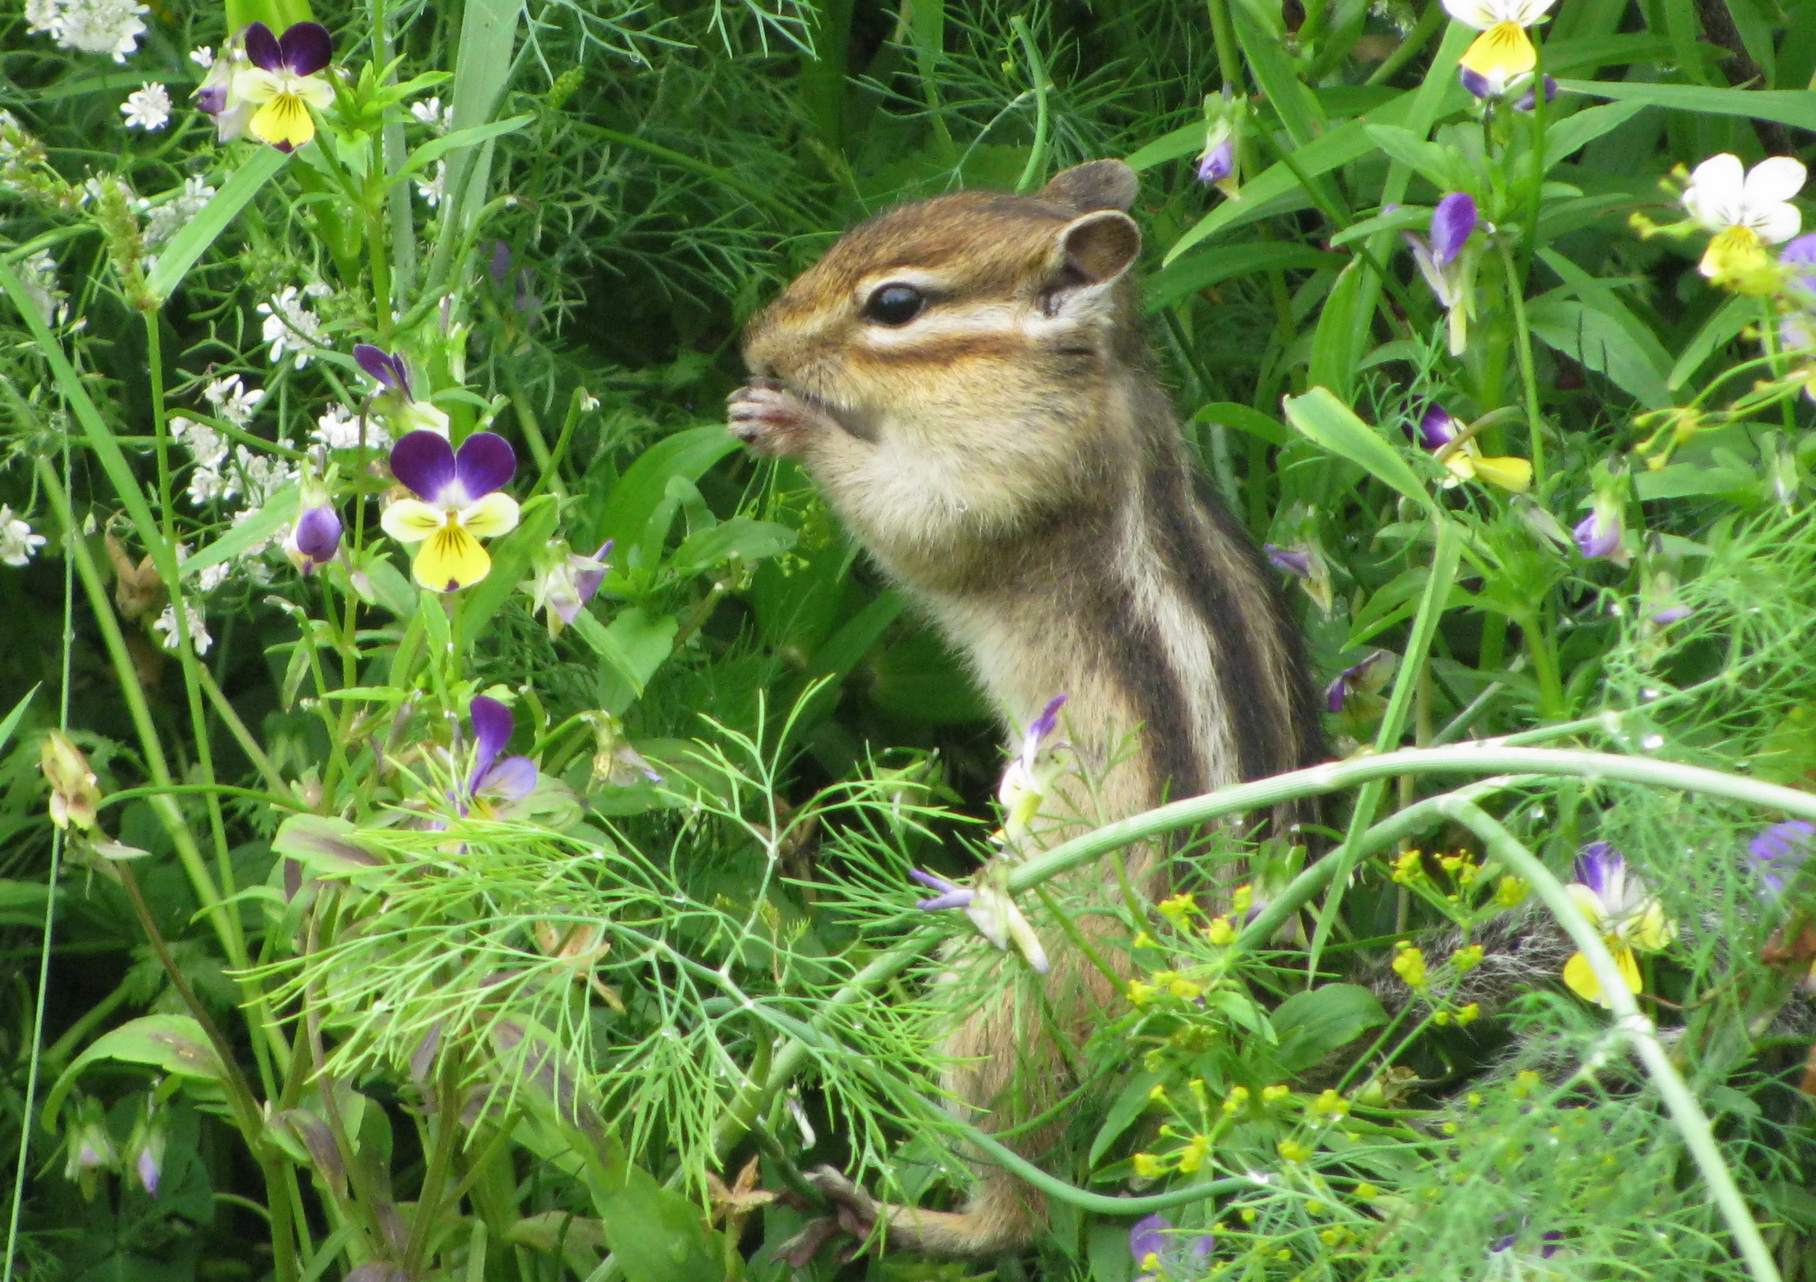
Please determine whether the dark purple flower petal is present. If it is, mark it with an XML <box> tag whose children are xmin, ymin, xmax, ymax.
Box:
<box><xmin>354</xmin><ymin>343</ymin><xmax>411</xmax><ymax>398</ymax></box>
<box><xmin>295</xmin><ymin>504</ymin><xmax>343</xmax><ymax>565</ymax></box>
<box><xmin>910</xmin><ymin>869</ymin><xmax>973</xmax><ymax>911</ymax></box>
<box><xmin>1573</xmin><ymin>841</ymin><xmax>1622</xmax><ymax>899</ymax></box>
<box><xmin>1750</xmin><ymin>820</ymin><xmax>1815</xmax><ymax>896</ymax></box>
<box><xmin>1415</xmin><ymin>404</ymin><xmax>1459</xmax><ymax>450</ymax></box>
<box><xmin>1324</xmin><ymin>673</ymin><xmax>1350</xmax><ymax>714</ymax></box>
<box><xmin>1573</xmin><ymin>508</ymin><xmax>1620</xmax><ymax>560</ymax></box>
<box><xmin>477</xmin><ymin>754</ymin><xmax>537</xmax><ymax>802</ymax></box>
<box><xmin>243</xmin><ymin>22</ymin><xmax>281</xmax><ymax>72</ymax></box>
<box><xmin>1515</xmin><ymin>75</ymin><xmax>1559</xmax><ymax>112</ymax></box>
<box><xmin>574</xmin><ymin>540</ymin><xmax>613</xmax><ymax>606</ymax></box>
<box><xmin>1130</xmin><ymin>1213</ymin><xmax>1170</xmax><ymax>1263</ymax></box>
<box><xmin>1030</xmin><ymin>693</ymin><xmax>1067</xmax><ymax>744</ymax></box>
<box><xmin>277</xmin><ymin>22</ymin><xmax>333</xmax><ymax>76</ymax></box>
<box><xmin>1265</xmin><ymin>544</ymin><xmax>1311</xmax><ymax>578</ymax></box>
<box><xmin>490</xmin><ymin>240</ymin><xmax>512</xmax><ymax>285</ymax></box>
<box><xmin>468</xmin><ymin>696</ymin><xmax>514</xmax><ymax>791</ymax></box>
<box><xmin>1430</xmin><ymin>193</ymin><xmax>1477</xmax><ymax>269</ymax></box>
<box><xmin>1459</xmin><ymin>66</ymin><xmax>1493</xmax><ymax>99</ymax></box>
<box><xmin>389</xmin><ymin>430</ymin><xmax>457</xmax><ymax>503</ymax></box>
<box><xmin>1537</xmin><ymin>1230</ymin><xmax>1565</xmax><ymax>1259</ymax></box>
<box><xmin>452</xmin><ymin>432</ymin><xmax>515</xmax><ymax>502</ymax></box>
<box><xmin>1197</xmin><ymin>138</ymin><xmax>1234</xmax><ymax>186</ymax></box>
<box><xmin>196</xmin><ymin>83</ymin><xmax>226</xmax><ymax>114</ymax></box>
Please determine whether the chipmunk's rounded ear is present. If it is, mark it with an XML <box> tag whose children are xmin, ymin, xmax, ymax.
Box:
<box><xmin>1055</xmin><ymin>209</ymin><xmax>1141</xmax><ymax>287</ymax></box>
<box><xmin>1040</xmin><ymin>160</ymin><xmax>1138</xmax><ymax>213</ymax></box>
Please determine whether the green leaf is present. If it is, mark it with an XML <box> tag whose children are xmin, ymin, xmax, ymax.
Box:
<box><xmin>1667</xmin><ymin>293</ymin><xmax>1753</xmax><ymax>391</ymax></box>
<box><xmin>271</xmin><ymin>814</ymin><xmax>382</xmax><ymax>876</ymax></box>
<box><xmin>1193</xmin><ymin>402</ymin><xmax>1287</xmax><ymax>446</ymax></box>
<box><xmin>573</xmin><ymin>607</ymin><xmax>678</xmax><ymax>715</ymax></box>
<box><xmin>1143</xmin><ymin>243</ymin><xmax>1344</xmax><ymax>313</ymax></box>
<box><xmin>596</xmin><ymin>427</ymin><xmax>743</xmax><ymax>570</ymax></box>
<box><xmin>460</xmin><ymin>492</ymin><xmax>558</xmax><ymax>633</ymax></box>
<box><xmin>182</xmin><ymin>485</ymin><xmax>301</xmax><ymax>576</ymax></box>
<box><xmin>1089</xmin><ymin>1070</ymin><xmax>1162</xmax><ymax>1166</ymax></box>
<box><xmin>1125</xmin><ymin>122</ymin><xmax>1203</xmax><ymax>172</ymax></box>
<box><xmin>43</xmin><ymin>1016</ymin><xmax>224</xmax><ymax>1127</ymax></box>
<box><xmin>1282</xmin><ymin>388</ymin><xmax>1436</xmax><ymax>515</ymax></box>
<box><xmin>671</xmin><ymin>517</ymin><xmax>797</xmax><ymax>574</ymax></box>
<box><xmin>398</xmin><ymin>114</ymin><xmax>534</xmax><ymax>179</ymax></box>
<box><xmin>0</xmin><ymin>684</ymin><xmax>38</xmax><ymax>755</ymax></box>
<box><xmin>147</xmin><ymin>147</ymin><xmax>291</xmax><ymax>302</ymax></box>
<box><xmin>1308</xmin><ymin>261</ymin><xmax>1369</xmax><ymax>402</ymax></box>
<box><xmin>1526</xmin><ymin>297</ymin><xmax>1671</xmax><ymax>409</ymax></box>
<box><xmin>1557</xmin><ymin>79</ymin><xmax>1816</xmax><ymax>131</ymax></box>
<box><xmin>1271</xmin><ymin>984</ymin><xmax>1388</xmax><ymax>1074</ymax></box>
<box><xmin>594</xmin><ymin>1160</ymin><xmax>723</xmax><ymax>1282</ymax></box>
<box><xmin>441</xmin><ymin>0</ymin><xmax>528</xmax><ymax>237</ymax></box>
<box><xmin>1540</xmin><ymin>100</ymin><xmax>1650</xmax><ymax>170</ymax></box>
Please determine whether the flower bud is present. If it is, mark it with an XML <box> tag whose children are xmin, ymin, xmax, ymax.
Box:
<box><xmin>41</xmin><ymin>730</ymin><xmax>101</xmax><ymax>831</ymax></box>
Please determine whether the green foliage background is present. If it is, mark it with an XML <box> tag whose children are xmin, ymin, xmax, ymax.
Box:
<box><xmin>3</xmin><ymin>0</ymin><xmax>1816</xmax><ymax>1279</ymax></box>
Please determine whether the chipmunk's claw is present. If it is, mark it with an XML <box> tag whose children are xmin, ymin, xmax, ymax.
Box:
<box><xmin>726</xmin><ymin>379</ymin><xmax>814</xmax><ymax>456</ymax></box>
<box><xmin>772</xmin><ymin>1165</ymin><xmax>881</xmax><ymax>1267</ymax></box>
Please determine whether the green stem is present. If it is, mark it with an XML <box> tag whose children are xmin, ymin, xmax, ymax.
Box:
<box><xmin>195</xmin><ymin>665</ymin><xmax>292</xmax><ymax>797</ymax></box>
<box><xmin>1204</xmin><ymin>0</ymin><xmax>1243</xmax><ymax>90</ymax></box>
<box><xmin>1435</xmin><ymin>798</ymin><xmax>1781</xmax><ymax>1282</ymax></box>
<box><xmin>1500</xmin><ymin>241</ymin><xmax>1548</xmax><ymax>491</ymax></box>
<box><xmin>1010</xmin><ymin>17</ymin><xmax>1051</xmax><ymax>193</ymax></box>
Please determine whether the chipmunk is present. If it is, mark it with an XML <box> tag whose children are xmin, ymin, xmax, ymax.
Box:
<box><xmin>726</xmin><ymin>159</ymin><xmax>1323</xmax><ymax>1259</ymax></box>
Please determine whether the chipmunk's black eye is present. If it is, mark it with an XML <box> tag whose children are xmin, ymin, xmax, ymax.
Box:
<box><xmin>862</xmin><ymin>283</ymin><xmax>925</xmax><ymax>326</ymax></box>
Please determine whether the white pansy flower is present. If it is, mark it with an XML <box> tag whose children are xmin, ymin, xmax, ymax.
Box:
<box><xmin>121</xmin><ymin>83</ymin><xmax>170</xmax><ymax>130</ymax></box>
<box><xmin>1681</xmin><ymin>153</ymin><xmax>1806</xmax><ymax>288</ymax></box>
<box><xmin>1442</xmin><ymin>0</ymin><xmax>1556</xmax><ymax>97</ymax></box>
<box><xmin>201</xmin><ymin>374</ymin><xmax>264</xmax><ymax>426</ymax></box>
<box><xmin>256</xmin><ymin>284</ymin><xmax>330</xmax><ymax>370</ymax></box>
<box><xmin>0</xmin><ymin>506</ymin><xmax>49</xmax><ymax>567</ymax></box>
<box><xmin>152</xmin><ymin>602</ymin><xmax>211</xmax><ymax>655</ymax></box>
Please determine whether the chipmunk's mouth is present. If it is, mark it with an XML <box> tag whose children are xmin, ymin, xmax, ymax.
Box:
<box><xmin>784</xmin><ymin>378</ymin><xmax>880</xmax><ymax>443</ymax></box>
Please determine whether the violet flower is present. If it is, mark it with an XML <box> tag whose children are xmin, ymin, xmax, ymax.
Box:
<box><xmin>1324</xmin><ymin>652</ymin><xmax>1385</xmax><ymax>714</ymax></box>
<box><xmin>1405</xmin><ymin>193</ymin><xmax>1480</xmax><ymax>354</ymax></box>
<box><xmin>1749</xmin><ymin>820</ymin><xmax>1815</xmax><ymax>897</ymax></box>
<box><xmin>234</xmin><ymin>22</ymin><xmax>335</xmax><ymax>153</ymax></box>
<box><xmin>1197</xmin><ymin>137</ymin><xmax>1234</xmax><ymax>187</ymax></box>
<box><xmin>380</xmin><ymin>431</ymin><xmax>521</xmax><ymax>591</ymax></box>
<box><xmin>1513</xmin><ymin>74</ymin><xmax>1559</xmax><ymax>112</ymax></box>
<box><xmin>1131</xmin><ymin>1212</ymin><xmax>1214</xmax><ymax>1282</ymax></box>
<box><xmin>998</xmin><ymin>693</ymin><xmax>1067</xmax><ymax>840</ymax></box>
<box><xmin>527</xmin><ymin>540</ymin><xmax>614</xmax><ymax>635</ymax></box>
<box><xmin>909</xmin><ymin>869</ymin><xmax>1049</xmax><ymax>972</ymax></box>
<box><xmin>1264</xmin><ymin>543</ymin><xmax>1311</xmax><ymax>578</ymax></box>
<box><xmin>466</xmin><ymin>695</ymin><xmax>537</xmax><ymax>813</ymax></box>
<box><xmin>356</xmin><ymin>343</ymin><xmax>448</xmax><ymax>435</ymax></box>
<box><xmin>285</xmin><ymin>502</ymin><xmax>343</xmax><ymax>575</ymax></box>
<box><xmin>1572</xmin><ymin>497</ymin><xmax>1623</xmax><ymax>561</ymax></box>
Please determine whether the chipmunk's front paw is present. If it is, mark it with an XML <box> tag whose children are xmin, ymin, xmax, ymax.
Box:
<box><xmin>727</xmin><ymin>378</ymin><xmax>825</xmax><ymax>458</ymax></box>
<box><xmin>773</xmin><ymin>1165</ymin><xmax>880</xmax><ymax>1267</ymax></box>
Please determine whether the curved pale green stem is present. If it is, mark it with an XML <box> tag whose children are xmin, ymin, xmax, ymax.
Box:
<box><xmin>1436</xmin><ymin>797</ymin><xmax>1781</xmax><ymax>1282</ymax></box>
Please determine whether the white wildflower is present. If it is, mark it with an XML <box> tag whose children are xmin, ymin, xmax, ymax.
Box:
<box><xmin>189</xmin><ymin>45</ymin><xmax>214</xmax><ymax>69</ymax></box>
<box><xmin>0</xmin><ymin>506</ymin><xmax>49</xmax><ymax>567</ymax></box>
<box><xmin>143</xmin><ymin>175</ymin><xmax>215</xmax><ymax>248</ymax></box>
<box><xmin>16</xmin><ymin>251</ymin><xmax>68</xmax><ymax>326</ymax></box>
<box><xmin>186</xmin><ymin>464</ymin><xmax>227</xmax><ymax>507</ymax></box>
<box><xmin>34</xmin><ymin>0</ymin><xmax>149</xmax><ymax>62</ymax></box>
<box><xmin>310</xmin><ymin>402</ymin><xmax>387</xmax><ymax>456</ymax></box>
<box><xmin>195</xmin><ymin>561</ymin><xmax>231</xmax><ymax>592</ymax></box>
<box><xmin>413</xmin><ymin>160</ymin><xmax>446</xmax><ymax>208</ymax></box>
<box><xmin>233</xmin><ymin>445</ymin><xmax>296</xmax><ymax>507</ymax></box>
<box><xmin>409</xmin><ymin>96</ymin><xmax>445</xmax><ymax>132</ymax></box>
<box><xmin>170</xmin><ymin>416</ymin><xmax>229</xmax><ymax>470</ymax></box>
<box><xmin>201</xmin><ymin>374</ymin><xmax>263</xmax><ymax>427</ymax></box>
<box><xmin>580</xmin><ymin>390</ymin><xmax>600</xmax><ymax>412</ymax></box>
<box><xmin>256</xmin><ymin>284</ymin><xmax>330</xmax><ymax>370</ymax></box>
<box><xmin>152</xmin><ymin>601</ymin><xmax>211</xmax><ymax>655</ymax></box>
<box><xmin>120</xmin><ymin>83</ymin><xmax>170</xmax><ymax>130</ymax></box>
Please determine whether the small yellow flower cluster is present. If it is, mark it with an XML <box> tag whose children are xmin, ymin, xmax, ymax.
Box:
<box><xmin>1391</xmin><ymin>941</ymin><xmax>1429</xmax><ymax>990</ymax></box>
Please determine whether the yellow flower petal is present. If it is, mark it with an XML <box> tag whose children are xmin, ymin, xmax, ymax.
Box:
<box><xmin>1628</xmin><ymin>900</ymin><xmax>1677</xmax><ymax>952</ymax></box>
<box><xmin>1470</xmin><ymin>455</ymin><xmax>1533</xmax><ymax>493</ymax></box>
<box><xmin>380</xmin><ymin>497</ymin><xmax>445</xmax><ymax>544</ymax></box>
<box><xmin>232</xmin><ymin>67</ymin><xmax>282</xmax><ymax>105</ymax></box>
<box><xmin>1459</xmin><ymin>22</ymin><xmax>1536</xmax><ymax>84</ymax></box>
<box><xmin>1699</xmin><ymin>225</ymin><xmax>1774</xmax><ymax>292</ymax></box>
<box><xmin>458</xmin><ymin>492</ymin><xmax>521</xmax><ymax>540</ymax></box>
<box><xmin>249</xmin><ymin>92</ymin><xmax>316</xmax><ymax>150</ymax></box>
<box><xmin>1564</xmin><ymin>882</ymin><xmax>1608</xmax><ymax>928</ymax></box>
<box><xmin>413</xmin><ymin>522</ymin><xmax>492</xmax><ymax>591</ymax></box>
<box><xmin>1564</xmin><ymin>945</ymin><xmax>1641</xmax><ymax>1008</ymax></box>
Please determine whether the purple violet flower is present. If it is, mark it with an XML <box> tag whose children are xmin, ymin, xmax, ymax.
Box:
<box><xmin>1750</xmin><ymin>820</ymin><xmax>1815</xmax><ymax>896</ymax></box>
<box><xmin>287</xmin><ymin>502</ymin><xmax>343</xmax><ymax>575</ymax></box>
<box><xmin>1651</xmin><ymin>604</ymin><xmax>1690</xmax><ymax>625</ymax></box>
<box><xmin>1405</xmin><ymin>194</ymin><xmax>1479</xmax><ymax>354</ymax></box>
<box><xmin>1514</xmin><ymin>75</ymin><xmax>1560</xmax><ymax>112</ymax></box>
<box><xmin>910</xmin><ymin>869</ymin><xmax>974</xmax><ymax>911</ymax></box>
<box><xmin>1573</xmin><ymin>503</ymin><xmax>1621</xmax><ymax>560</ymax></box>
<box><xmin>467</xmin><ymin>696</ymin><xmax>538</xmax><ymax>810</ymax></box>
<box><xmin>1265</xmin><ymin>543</ymin><xmax>1311</xmax><ymax>578</ymax></box>
<box><xmin>1325</xmin><ymin>652</ymin><xmax>1385</xmax><ymax>714</ymax></box>
<box><xmin>355</xmin><ymin>343</ymin><xmax>413</xmax><ymax>400</ymax></box>
<box><xmin>1412</xmin><ymin>403</ymin><xmax>1461</xmax><ymax>451</ymax></box>
<box><xmin>1197</xmin><ymin>137</ymin><xmax>1234</xmax><ymax>187</ymax></box>
<box><xmin>380</xmin><ymin>431</ymin><xmax>522</xmax><ymax>590</ymax></box>
<box><xmin>237</xmin><ymin>22</ymin><xmax>335</xmax><ymax>153</ymax></box>
<box><xmin>1131</xmin><ymin>1213</ymin><xmax>1215</xmax><ymax>1281</ymax></box>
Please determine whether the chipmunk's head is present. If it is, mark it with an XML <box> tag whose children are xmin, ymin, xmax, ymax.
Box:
<box><xmin>742</xmin><ymin>160</ymin><xmax>1144</xmax><ymax>426</ymax></box>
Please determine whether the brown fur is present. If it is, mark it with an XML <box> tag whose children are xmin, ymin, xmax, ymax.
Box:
<box><xmin>728</xmin><ymin>160</ymin><xmax>1321</xmax><ymax>1257</ymax></box>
